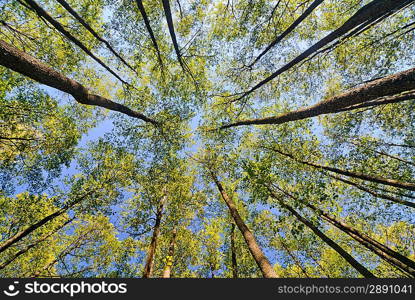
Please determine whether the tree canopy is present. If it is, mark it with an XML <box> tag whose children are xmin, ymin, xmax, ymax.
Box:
<box><xmin>0</xmin><ymin>0</ymin><xmax>414</xmax><ymax>278</ymax></box>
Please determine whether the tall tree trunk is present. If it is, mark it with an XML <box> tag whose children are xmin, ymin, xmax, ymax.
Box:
<box><xmin>162</xmin><ymin>227</ymin><xmax>177</xmax><ymax>278</ymax></box>
<box><xmin>0</xmin><ymin>218</ymin><xmax>73</xmax><ymax>270</ymax></box>
<box><xmin>274</xmin><ymin>185</ymin><xmax>415</xmax><ymax>277</ymax></box>
<box><xmin>210</xmin><ymin>171</ymin><xmax>278</xmax><ymax>278</ymax></box>
<box><xmin>267</xmin><ymin>189</ymin><xmax>375</xmax><ymax>277</ymax></box>
<box><xmin>271</xmin><ymin>148</ymin><xmax>415</xmax><ymax>192</ymax></box>
<box><xmin>230</xmin><ymin>223</ymin><xmax>238</xmax><ymax>278</ymax></box>
<box><xmin>248</xmin><ymin>0</ymin><xmax>324</xmax><ymax>67</ymax></box>
<box><xmin>236</xmin><ymin>0</ymin><xmax>413</xmax><ymax>100</ymax></box>
<box><xmin>22</xmin><ymin>0</ymin><xmax>129</xmax><ymax>85</ymax></box>
<box><xmin>221</xmin><ymin>66</ymin><xmax>415</xmax><ymax>129</ymax></box>
<box><xmin>135</xmin><ymin>0</ymin><xmax>164</xmax><ymax>69</ymax></box>
<box><xmin>0</xmin><ymin>190</ymin><xmax>91</xmax><ymax>254</ymax></box>
<box><xmin>327</xmin><ymin>173</ymin><xmax>415</xmax><ymax>208</ymax></box>
<box><xmin>142</xmin><ymin>194</ymin><xmax>167</xmax><ymax>278</ymax></box>
<box><xmin>55</xmin><ymin>0</ymin><xmax>137</xmax><ymax>74</ymax></box>
<box><xmin>278</xmin><ymin>237</ymin><xmax>310</xmax><ymax>278</ymax></box>
<box><xmin>0</xmin><ymin>40</ymin><xmax>158</xmax><ymax>125</ymax></box>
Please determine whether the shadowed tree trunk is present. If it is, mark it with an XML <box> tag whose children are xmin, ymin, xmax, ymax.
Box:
<box><xmin>143</xmin><ymin>193</ymin><xmax>167</xmax><ymax>278</ymax></box>
<box><xmin>266</xmin><ymin>188</ymin><xmax>375</xmax><ymax>278</ymax></box>
<box><xmin>0</xmin><ymin>40</ymin><xmax>159</xmax><ymax>125</ymax></box>
<box><xmin>273</xmin><ymin>185</ymin><xmax>415</xmax><ymax>277</ymax></box>
<box><xmin>327</xmin><ymin>173</ymin><xmax>415</xmax><ymax>208</ymax></box>
<box><xmin>0</xmin><ymin>191</ymin><xmax>92</xmax><ymax>254</ymax></box>
<box><xmin>236</xmin><ymin>0</ymin><xmax>414</xmax><ymax>100</ymax></box>
<box><xmin>0</xmin><ymin>218</ymin><xmax>74</xmax><ymax>270</ymax></box>
<box><xmin>230</xmin><ymin>222</ymin><xmax>238</xmax><ymax>278</ymax></box>
<box><xmin>55</xmin><ymin>0</ymin><xmax>137</xmax><ymax>75</ymax></box>
<box><xmin>135</xmin><ymin>0</ymin><xmax>164</xmax><ymax>69</ymax></box>
<box><xmin>248</xmin><ymin>0</ymin><xmax>324</xmax><ymax>68</ymax></box>
<box><xmin>270</xmin><ymin>147</ymin><xmax>415</xmax><ymax>192</ymax></box>
<box><xmin>22</xmin><ymin>0</ymin><xmax>129</xmax><ymax>85</ymax></box>
<box><xmin>209</xmin><ymin>170</ymin><xmax>278</xmax><ymax>278</ymax></box>
<box><xmin>162</xmin><ymin>227</ymin><xmax>177</xmax><ymax>278</ymax></box>
<box><xmin>221</xmin><ymin>67</ymin><xmax>415</xmax><ymax>129</ymax></box>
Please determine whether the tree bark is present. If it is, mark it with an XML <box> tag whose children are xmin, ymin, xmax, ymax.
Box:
<box><xmin>327</xmin><ymin>173</ymin><xmax>415</xmax><ymax>208</ymax></box>
<box><xmin>271</xmin><ymin>147</ymin><xmax>415</xmax><ymax>192</ymax></box>
<box><xmin>0</xmin><ymin>218</ymin><xmax>73</xmax><ymax>270</ymax></box>
<box><xmin>273</xmin><ymin>185</ymin><xmax>415</xmax><ymax>277</ymax></box>
<box><xmin>248</xmin><ymin>0</ymin><xmax>324</xmax><ymax>67</ymax></box>
<box><xmin>55</xmin><ymin>0</ymin><xmax>137</xmax><ymax>74</ymax></box>
<box><xmin>22</xmin><ymin>0</ymin><xmax>128</xmax><ymax>85</ymax></box>
<box><xmin>142</xmin><ymin>194</ymin><xmax>167</xmax><ymax>278</ymax></box>
<box><xmin>236</xmin><ymin>0</ymin><xmax>414</xmax><ymax>100</ymax></box>
<box><xmin>162</xmin><ymin>227</ymin><xmax>177</xmax><ymax>278</ymax></box>
<box><xmin>230</xmin><ymin>223</ymin><xmax>238</xmax><ymax>278</ymax></box>
<box><xmin>221</xmin><ymin>67</ymin><xmax>415</xmax><ymax>128</ymax></box>
<box><xmin>135</xmin><ymin>0</ymin><xmax>164</xmax><ymax>69</ymax></box>
<box><xmin>0</xmin><ymin>40</ymin><xmax>159</xmax><ymax>125</ymax></box>
<box><xmin>210</xmin><ymin>171</ymin><xmax>278</xmax><ymax>278</ymax></box>
<box><xmin>272</xmin><ymin>194</ymin><xmax>375</xmax><ymax>278</ymax></box>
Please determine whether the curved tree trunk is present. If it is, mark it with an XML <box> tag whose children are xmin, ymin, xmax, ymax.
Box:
<box><xmin>0</xmin><ymin>40</ymin><xmax>158</xmax><ymax>125</ymax></box>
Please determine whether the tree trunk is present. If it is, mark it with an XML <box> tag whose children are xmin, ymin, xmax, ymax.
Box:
<box><xmin>135</xmin><ymin>0</ymin><xmax>164</xmax><ymax>69</ymax></box>
<box><xmin>22</xmin><ymin>0</ymin><xmax>128</xmax><ymax>85</ymax></box>
<box><xmin>0</xmin><ymin>40</ymin><xmax>158</xmax><ymax>125</ymax></box>
<box><xmin>222</xmin><ymin>66</ymin><xmax>415</xmax><ymax>128</ymax></box>
<box><xmin>142</xmin><ymin>194</ymin><xmax>167</xmax><ymax>278</ymax></box>
<box><xmin>274</xmin><ymin>185</ymin><xmax>415</xmax><ymax>277</ymax></box>
<box><xmin>278</xmin><ymin>237</ymin><xmax>310</xmax><ymax>278</ymax></box>
<box><xmin>267</xmin><ymin>189</ymin><xmax>375</xmax><ymax>277</ymax></box>
<box><xmin>230</xmin><ymin>223</ymin><xmax>238</xmax><ymax>278</ymax></box>
<box><xmin>210</xmin><ymin>171</ymin><xmax>278</xmax><ymax>278</ymax></box>
<box><xmin>162</xmin><ymin>227</ymin><xmax>177</xmax><ymax>278</ymax></box>
<box><xmin>272</xmin><ymin>148</ymin><xmax>415</xmax><ymax>192</ymax></box>
<box><xmin>248</xmin><ymin>0</ymin><xmax>324</xmax><ymax>67</ymax></box>
<box><xmin>327</xmin><ymin>173</ymin><xmax>415</xmax><ymax>208</ymax></box>
<box><xmin>55</xmin><ymin>0</ymin><xmax>137</xmax><ymax>74</ymax></box>
<box><xmin>236</xmin><ymin>0</ymin><xmax>413</xmax><ymax>100</ymax></box>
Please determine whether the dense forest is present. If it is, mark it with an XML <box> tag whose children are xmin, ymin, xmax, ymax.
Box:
<box><xmin>0</xmin><ymin>0</ymin><xmax>414</xmax><ymax>278</ymax></box>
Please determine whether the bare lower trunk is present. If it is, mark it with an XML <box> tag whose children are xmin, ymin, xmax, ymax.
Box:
<box><xmin>143</xmin><ymin>194</ymin><xmax>167</xmax><ymax>278</ymax></box>
<box><xmin>162</xmin><ymin>227</ymin><xmax>177</xmax><ymax>278</ymax></box>
<box><xmin>210</xmin><ymin>171</ymin><xmax>278</xmax><ymax>278</ymax></box>
<box><xmin>230</xmin><ymin>223</ymin><xmax>238</xmax><ymax>278</ymax></box>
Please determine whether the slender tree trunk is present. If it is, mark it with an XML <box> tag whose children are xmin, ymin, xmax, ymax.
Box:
<box><xmin>142</xmin><ymin>194</ymin><xmax>167</xmax><ymax>278</ymax></box>
<box><xmin>0</xmin><ymin>191</ymin><xmax>92</xmax><ymax>253</ymax></box>
<box><xmin>162</xmin><ymin>227</ymin><xmax>177</xmax><ymax>278</ymax></box>
<box><xmin>221</xmin><ymin>66</ymin><xmax>415</xmax><ymax>128</ymax></box>
<box><xmin>22</xmin><ymin>0</ymin><xmax>128</xmax><ymax>85</ymax></box>
<box><xmin>248</xmin><ymin>0</ymin><xmax>324</xmax><ymax>67</ymax></box>
<box><xmin>135</xmin><ymin>0</ymin><xmax>164</xmax><ymax>69</ymax></box>
<box><xmin>267</xmin><ymin>189</ymin><xmax>375</xmax><ymax>277</ymax></box>
<box><xmin>278</xmin><ymin>237</ymin><xmax>310</xmax><ymax>278</ymax></box>
<box><xmin>327</xmin><ymin>173</ymin><xmax>415</xmax><ymax>208</ymax></box>
<box><xmin>274</xmin><ymin>185</ymin><xmax>415</xmax><ymax>277</ymax></box>
<box><xmin>0</xmin><ymin>40</ymin><xmax>158</xmax><ymax>125</ymax></box>
<box><xmin>236</xmin><ymin>0</ymin><xmax>414</xmax><ymax>100</ymax></box>
<box><xmin>0</xmin><ymin>218</ymin><xmax>73</xmax><ymax>270</ymax></box>
<box><xmin>210</xmin><ymin>171</ymin><xmax>278</xmax><ymax>278</ymax></box>
<box><xmin>161</xmin><ymin>0</ymin><xmax>186</xmax><ymax>70</ymax></box>
<box><xmin>55</xmin><ymin>0</ymin><xmax>137</xmax><ymax>74</ymax></box>
<box><xmin>271</xmin><ymin>148</ymin><xmax>415</xmax><ymax>192</ymax></box>
<box><xmin>230</xmin><ymin>223</ymin><xmax>238</xmax><ymax>278</ymax></box>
